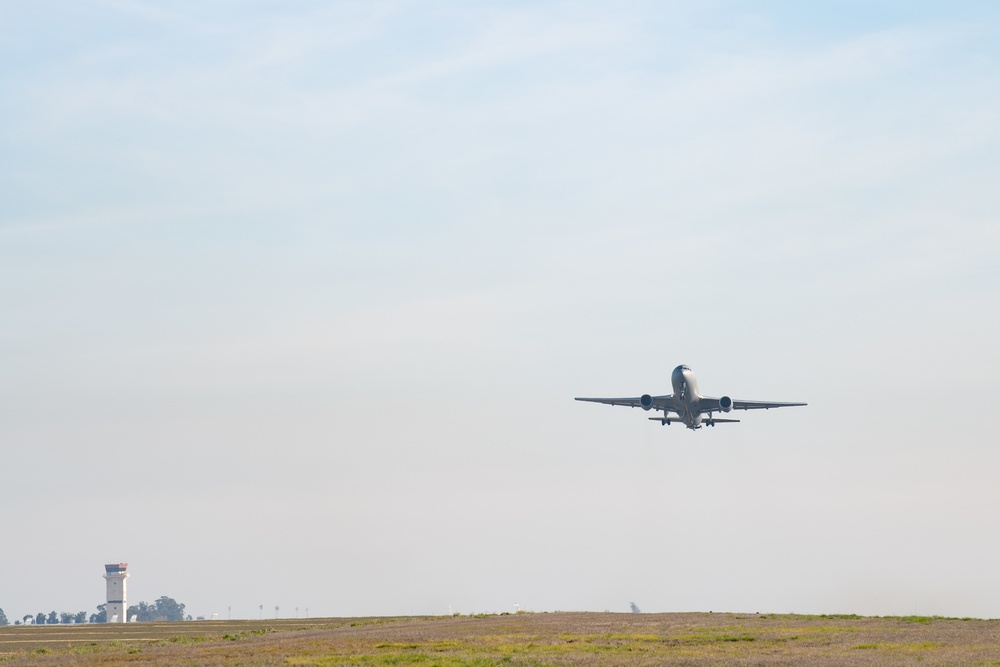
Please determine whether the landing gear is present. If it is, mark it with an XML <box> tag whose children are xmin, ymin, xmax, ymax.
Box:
<box><xmin>660</xmin><ymin>418</ymin><xmax>671</xmax><ymax>426</ymax></box>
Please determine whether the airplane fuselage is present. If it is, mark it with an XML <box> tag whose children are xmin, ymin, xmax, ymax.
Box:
<box><xmin>670</xmin><ymin>365</ymin><xmax>704</xmax><ymax>428</ymax></box>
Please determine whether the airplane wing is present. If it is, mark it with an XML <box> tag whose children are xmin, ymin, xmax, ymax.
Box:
<box><xmin>698</xmin><ymin>396</ymin><xmax>807</xmax><ymax>411</ymax></box>
<box><xmin>731</xmin><ymin>399</ymin><xmax>807</xmax><ymax>410</ymax></box>
<box><xmin>575</xmin><ymin>395</ymin><xmax>679</xmax><ymax>412</ymax></box>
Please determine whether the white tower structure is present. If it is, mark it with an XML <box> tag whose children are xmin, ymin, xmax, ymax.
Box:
<box><xmin>103</xmin><ymin>563</ymin><xmax>129</xmax><ymax>623</ymax></box>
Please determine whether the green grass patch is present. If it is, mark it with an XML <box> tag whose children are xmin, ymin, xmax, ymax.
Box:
<box><xmin>287</xmin><ymin>655</ymin><xmax>523</xmax><ymax>666</ymax></box>
<box><xmin>375</xmin><ymin>642</ymin><xmax>459</xmax><ymax>652</ymax></box>
<box><xmin>854</xmin><ymin>642</ymin><xmax>943</xmax><ymax>652</ymax></box>
<box><xmin>675</xmin><ymin>632</ymin><xmax>756</xmax><ymax>644</ymax></box>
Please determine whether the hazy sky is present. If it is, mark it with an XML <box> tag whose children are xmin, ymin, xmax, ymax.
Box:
<box><xmin>2</xmin><ymin>1</ymin><xmax>999</xmax><ymax>622</ymax></box>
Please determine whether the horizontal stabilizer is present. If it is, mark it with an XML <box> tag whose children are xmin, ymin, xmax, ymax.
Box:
<box><xmin>647</xmin><ymin>417</ymin><xmax>741</xmax><ymax>424</ymax></box>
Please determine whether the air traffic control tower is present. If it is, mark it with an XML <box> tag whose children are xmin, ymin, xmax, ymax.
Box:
<box><xmin>103</xmin><ymin>563</ymin><xmax>129</xmax><ymax>622</ymax></box>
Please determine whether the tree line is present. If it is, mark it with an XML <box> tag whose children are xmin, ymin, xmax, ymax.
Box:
<box><xmin>0</xmin><ymin>597</ymin><xmax>187</xmax><ymax>625</ymax></box>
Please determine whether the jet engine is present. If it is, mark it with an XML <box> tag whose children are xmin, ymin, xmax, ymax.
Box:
<box><xmin>640</xmin><ymin>394</ymin><xmax>654</xmax><ymax>411</ymax></box>
<box><xmin>719</xmin><ymin>396</ymin><xmax>733</xmax><ymax>412</ymax></box>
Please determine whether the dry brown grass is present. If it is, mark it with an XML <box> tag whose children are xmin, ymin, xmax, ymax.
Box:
<box><xmin>2</xmin><ymin>612</ymin><xmax>1000</xmax><ymax>666</ymax></box>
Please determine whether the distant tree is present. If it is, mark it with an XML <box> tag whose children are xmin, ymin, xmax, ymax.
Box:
<box><xmin>153</xmin><ymin>596</ymin><xmax>185</xmax><ymax>622</ymax></box>
<box><xmin>127</xmin><ymin>601</ymin><xmax>152</xmax><ymax>622</ymax></box>
<box><xmin>126</xmin><ymin>596</ymin><xmax>186</xmax><ymax>622</ymax></box>
<box><xmin>59</xmin><ymin>612</ymin><xmax>73</xmax><ymax>624</ymax></box>
<box><xmin>47</xmin><ymin>611</ymin><xmax>57</xmax><ymax>625</ymax></box>
<box><xmin>0</xmin><ymin>608</ymin><xmax>7</xmax><ymax>626</ymax></box>
<box><xmin>74</xmin><ymin>611</ymin><xmax>87</xmax><ymax>624</ymax></box>
<box><xmin>89</xmin><ymin>604</ymin><xmax>106</xmax><ymax>624</ymax></box>
<box><xmin>35</xmin><ymin>613</ymin><xmax>46</xmax><ymax>625</ymax></box>
<box><xmin>22</xmin><ymin>614</ymin><xmax>32</xmax><ymax>625</ymax></box>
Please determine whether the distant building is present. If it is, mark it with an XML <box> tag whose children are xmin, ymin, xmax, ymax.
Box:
<box><xmin>104</xmin><ymin>563</ymin><xmax>129</xmax><ymax>623</ymax></box>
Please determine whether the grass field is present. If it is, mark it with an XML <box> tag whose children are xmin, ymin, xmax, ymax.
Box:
<box><xmin>2</xmin><ymin>612</ymin><xmax>1000</xmax><ymax>665</ymax></box>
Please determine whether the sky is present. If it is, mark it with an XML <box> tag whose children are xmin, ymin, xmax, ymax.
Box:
<box><xmin>1</xmin><ymin>1</ymin><xmax>999</xmax><ymax>622</ymax></box>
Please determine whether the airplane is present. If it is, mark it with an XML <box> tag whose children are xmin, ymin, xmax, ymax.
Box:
<box><xmin>575</xmin><ymin>364</ymin><xmax>806</xmax><ymax>430</ymax></box>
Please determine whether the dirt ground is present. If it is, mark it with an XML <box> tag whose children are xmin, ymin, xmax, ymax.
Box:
<box><xmin>2</xmin><ymin>611</ymin><xmax>1000</xmax><ymax>666</ymax></box>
